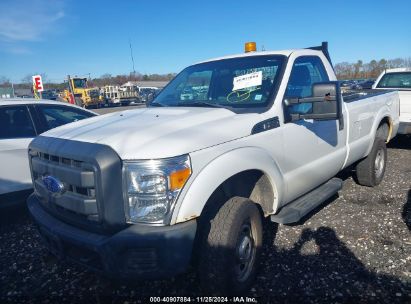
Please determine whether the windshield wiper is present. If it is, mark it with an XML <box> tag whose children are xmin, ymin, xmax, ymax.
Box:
<box><xmin>177</xmin><ymin>101</ymin><xmax>234</xmax><ymax>111</ymax></box>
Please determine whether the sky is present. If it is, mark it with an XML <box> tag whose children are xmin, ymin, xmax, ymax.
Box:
<box><xmin>0</xmin><ymin>0</ymin><xmax>410</xmax><ymax>83</ymax></box>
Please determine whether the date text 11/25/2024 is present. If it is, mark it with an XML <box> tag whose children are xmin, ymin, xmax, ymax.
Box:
<box><xmin>149</xmin><ymin>296</ymin><xmax>257</xmax><ymax>303</ymax></box>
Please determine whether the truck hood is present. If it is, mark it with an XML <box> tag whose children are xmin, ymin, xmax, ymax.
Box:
<box><xmin>42</xmin><ymin>107</ymin><xmax>258</xmax><ymax>159</ymax></box>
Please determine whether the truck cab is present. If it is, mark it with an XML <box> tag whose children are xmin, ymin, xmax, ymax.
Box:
<box><xmin>27</xmin><ymin>42</ymin><xmax>399</xmax><ymax>294</ymax></box>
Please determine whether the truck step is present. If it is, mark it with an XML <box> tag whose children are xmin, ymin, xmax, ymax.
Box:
<box><xmin>270</xmin><ymin>178</ymin><xmax>343</xmax><ymax>224</ymax></box>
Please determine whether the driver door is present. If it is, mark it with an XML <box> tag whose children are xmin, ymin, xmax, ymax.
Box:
<box><xmin>281</xmin><ymin>56</ymin><xmax>347</xmax><ymax>203</ymax></box>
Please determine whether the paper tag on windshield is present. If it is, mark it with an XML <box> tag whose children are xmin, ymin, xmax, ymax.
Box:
<box><xmin>233</xmin><ymin>71</ymin><xmax>262</xmax><ymax>91</ymax></box>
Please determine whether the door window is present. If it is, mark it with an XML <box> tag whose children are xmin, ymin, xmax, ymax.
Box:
<box><xmin>37</xmin><ymin>105</ymin><xmax>95</xmax><ymax>131</ymax></box>
<box><xmin>0</xmin><ymin>106</ymin><xmax>36</xmax><ymax>139</ymax></box>
<box><xmin>285</xmin><ymin>56</ymin><xmax>329</xmax><ymax>117</ymax></box>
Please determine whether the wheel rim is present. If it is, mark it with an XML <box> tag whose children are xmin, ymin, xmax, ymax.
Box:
<box><xmin>374</xmin><ymin>148</ymin><xmax>385</xmax><ymax>178</ymax></box>
<box><xmin>235</xmin><ymin>221</ymin><xmax>256</xmax><ymax>282</ymax></box>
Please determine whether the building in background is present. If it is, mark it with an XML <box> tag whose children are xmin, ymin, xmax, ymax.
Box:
<box><xmin>14</xmin><ymin>88</ymin><xmax>33</xmax><ymax>98</ymax></box>
<box><xmin>0</xmin><ymin>87</ymin><xmax>14</xmax><ymax>99</ymax></box>
<box><xmin>122</xmin><ymin>81</ymin><xmax>169</xmax><ymax>89</ymax></box>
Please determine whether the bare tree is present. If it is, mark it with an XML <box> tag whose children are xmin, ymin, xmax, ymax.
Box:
<box><xmin>100</xmin><ymin>73</ymin><xmax>112</xmax><ymax>79</ymax></box>
<box><xmin>21</xmin><ymin>74</ymin><xmax>32</xmax><ymax>85</ymax></box>
<box><xmin>0</xmin><ymin>76</ymin><xmax>10</xmax><ymax>85</ymax></box>
<box><xmin>354</xmin><ymin>60</ymin><xmax>363</xmax><ymax>79</ymax></box>
<box><xmin>21</xmin><ymin>73</ymin><xmax>48</xmax><ymax>84</ymax></box>
<box><xmin>335</xmin><ymin>57</ymin><xmax>411</xmax><ymax>79</ymax></box>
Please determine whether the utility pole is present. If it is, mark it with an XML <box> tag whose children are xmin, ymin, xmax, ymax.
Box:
<box><xmin>129</xmin><ymin>39</ymin><xmax>136</xmax><ymax>76</ymax></box>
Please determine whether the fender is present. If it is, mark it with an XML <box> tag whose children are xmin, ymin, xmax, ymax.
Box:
<box><xmin>364</xmin><ymin>105</ymin><xmax>394</xmax><ymax>156</ymax></box>
<box><xmin>173</xmin><ymin>147</ymin><xmax>285</xmax><ymax>224</ymax></box>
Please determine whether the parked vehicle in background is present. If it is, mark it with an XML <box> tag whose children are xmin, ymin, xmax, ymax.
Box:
<box><xmin>373</xmin><ymin>68</ymin><xmax>411</xmax><ymax>134</ymax></box>
<box><xmin>41</xmin><ymin>90</ymin><xmax>58</xmax><ymax>100</ymax></box>
<box><xmin>27</xmin><ymin>42</ymin><xmax>399</xmax><ymax>294</ymax></box>
<box><xmin>60</xmin><ymin>76</ymin><xmax>104</xmax><ymax>108</ymax></box>
<box><xmin>103</xmin><ymin>83</ymin><xmax>140</xmax><ymax>106</ymax></box>
<box><xmin>0</xmin><ymin>87</ymin><xmax>15</xmax><ymax>99</ymax></box>
<box><xmin>103</xmin><ymin>85</ymin><xmax>121</xmax><ymax>105</ymax></box>
<box><xmin>118</xmin><ymin>82</ymin><xmax>140</xmax><ymax>106</ymax></box>
<box><xmin>340</xmin><ymin>80</ymin><xmax>354</xmax><ymax>88</ymax></box>
<box><xmin>139</xmin><ymin>87</ymin><xmax>160</xmax><ymax>104</ymax></box>
<box><xmin>351</xmin><ymin>79</ymin><xmax>375</xmax><ymax>90</ymax></box>
<box><xmin>0</xmin><ymin>99</ymin><xmax>97</xmax><ymax>207</ymax></box>
<box><xmin>350</xmin><ymin>79</ymin><xmax>365</xmax><ymax>86</ymax></box>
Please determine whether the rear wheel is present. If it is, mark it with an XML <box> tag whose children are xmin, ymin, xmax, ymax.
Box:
<box><xmin>355</xmin><ymin>138</ymin><xmax>387</xmax><ymax>187</ymax></box>
<box><xmin>198</xmin><ymin>197</ymin><xmax>263</xmax><ymax>294</ymax></box>
<box><xmin>376</xmin><ymin>123</ymin><xmax>389</xmax><ymax>140</ymax></box>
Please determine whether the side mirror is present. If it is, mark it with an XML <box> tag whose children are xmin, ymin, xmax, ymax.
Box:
<box><xmin>284</xmin><ymin>81</ymin><xmax>341</xmax><ymax>122</ymax></box>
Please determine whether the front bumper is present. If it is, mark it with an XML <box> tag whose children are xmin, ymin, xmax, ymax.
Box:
<box><xmin>398</xmin><ymin>121</ymin><xmax>411</xmax><ymax>134</ymax></box>
<box><xmin>28</xmin><ymin>194</ymin><xmax>197</xmax><ymax>279</ymax></box>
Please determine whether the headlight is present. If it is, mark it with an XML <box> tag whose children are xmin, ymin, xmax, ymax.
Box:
<box><xmin>123</xmin><ymin>155</ymin><xmax>191</xmax><ymax>224</ymax></box>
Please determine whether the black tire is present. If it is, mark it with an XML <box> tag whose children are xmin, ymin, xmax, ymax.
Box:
<box><xmin>198</xmin><ymin>197</ymin><xmax>263</xmax><ymax>294</ymax></box>
<box><xmin>355</xmin><ymin>138</ymin><xmax>387</xmax><ymax>187</ymax></box>
<box><xmin>376</xmin><ymin>123</ymin><xmax>389</xmax><ymax>140</ymax></box>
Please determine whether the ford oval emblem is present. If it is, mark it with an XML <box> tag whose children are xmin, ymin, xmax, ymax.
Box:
<box><xmin>42</xmin><ymin>175</ymin><xmax>65</xmax><ymax>194</ymax></box>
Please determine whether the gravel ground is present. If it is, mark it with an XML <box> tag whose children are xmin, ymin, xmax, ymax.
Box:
<box><xmin>0</xmin><ymin>136</ymin><xmax>410</xmax><ymax>304</ymax></box>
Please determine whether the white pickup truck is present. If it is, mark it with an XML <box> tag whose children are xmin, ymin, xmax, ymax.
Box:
<box><xmin>27</xmin><ymin>42</ymin><xmax>400</xmax><ymax>294</ymax></box>
<box><xmin>373</xmin><ymin>68</ymin><xmax>411</xmax><ymax>134</ymax></box>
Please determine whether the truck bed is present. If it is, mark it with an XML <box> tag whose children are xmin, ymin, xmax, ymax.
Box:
<box><xmin>342</xmin><ymin>89</ymin><xmax>396</xmax><ymax>103</ymax></box>
<box><xmin>343</xmin><ymin>89</ymin><xmax>400</xmax><ymax>169</ymax></box>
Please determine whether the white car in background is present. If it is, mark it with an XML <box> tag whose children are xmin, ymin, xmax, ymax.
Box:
<box><xmin>0</xmin><ymin>99</ymin><xmax>97</xmax><ymax>207</ymax></box>
<box><xmin>373</xmin><ymin>68</ymin><xmax>411</xmax><ymax>134</ymax></box>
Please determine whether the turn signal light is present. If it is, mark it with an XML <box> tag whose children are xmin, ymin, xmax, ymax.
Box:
<box><xmin>169</xmin><ymin>168</ymin><xmax>191</xmax><ymax>191</ymax></box>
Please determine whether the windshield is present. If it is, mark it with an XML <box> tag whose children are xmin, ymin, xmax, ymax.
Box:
<box><xmin>377</xmin><ymin>72</ymin><xmax>411</xmax><ymax>89</ymax></box>
<box><xmin>72</xmin><ymin>78</ymin><xmax>87</xmax><ymax>89</ymax></box>
<box><xmin>153</xmin><ymin>55</ymin><xmax>285</xmax><ymax>111</ymax></box>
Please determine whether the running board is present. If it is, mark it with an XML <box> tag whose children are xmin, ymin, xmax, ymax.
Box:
<box><xmin>270</xmin><ymin>178</ymin><xmax>343</xmax><ymax>224</ymax></box>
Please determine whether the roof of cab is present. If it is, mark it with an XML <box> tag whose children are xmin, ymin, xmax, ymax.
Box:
<box><xmin>383</xmin><ymin>67</ymin><xmax>411</xmax><ymax>73</ymax></box>
<box><xmin>197</xmin><ymin>49</ymin><xmax>323</xmax><ymax>65</ymax></box>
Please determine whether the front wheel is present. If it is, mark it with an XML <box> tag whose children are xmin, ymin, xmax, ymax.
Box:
<box><xmin>355</xmin><ymin>138</ymin><xmax>387</xmax><ymax>187</ymax></box>
<box><xmin>198</xmin><ymin>197</ymin><xmax>263</xmax><ymax>294</ymax></box>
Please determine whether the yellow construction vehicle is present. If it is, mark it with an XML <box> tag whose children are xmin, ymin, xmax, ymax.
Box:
<box><xmin>61</xmin><ymin>76</ymin><xmax>103</xmax><ymax>108</ymax></box>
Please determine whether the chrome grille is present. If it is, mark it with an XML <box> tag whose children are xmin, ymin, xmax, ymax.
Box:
<box><xmin>39</xmin><ymin>152</ymin><xmax>83</xmax><ymax>168</ymax></box>
<box><xmin>30</xmin><ymin>149</ymin><xmax>100</xmax><ymax>222</ymax></box>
